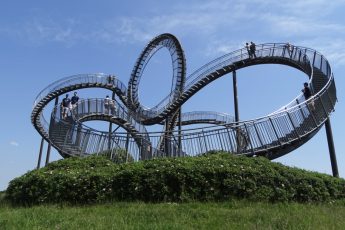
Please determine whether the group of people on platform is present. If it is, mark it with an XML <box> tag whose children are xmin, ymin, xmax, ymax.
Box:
<box><xmin>244</xmin><ymin>41</ymin><xmax>313</xmax><ymax>110</ymax></box>
<box><xmin>245</xmin><ymin>41</ymin><xmax>257</xmax><ymax>59</ymax></box>
<box><xmin>61</xmin><ymin>92</ymin><xmax>79</xmax><ymax>120</ymax></box>
<box><xmin>104</xmin><ymin>95</ymin><xmax>116</xmax><ymax>115</ymax></box>
<box><xmin>60</xmin><ymin>91</ymin><xmax>117</xmax><ymax>120</ymax></box>
<box><xmin>245</xmin><ymin>41</ymin><xmax>294</xmax><ymax>59</ymax></box>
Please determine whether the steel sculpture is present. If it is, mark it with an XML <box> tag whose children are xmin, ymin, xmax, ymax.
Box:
<box><xmin>31</xmin><ymin>34</ymin><xmax>338</xmax><ymax>176</ymax></box>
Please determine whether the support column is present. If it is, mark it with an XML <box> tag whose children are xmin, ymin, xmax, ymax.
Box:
<box><xmin>125</xmin><ymin>133</ymin><xmax>130</xmax><ymax>157</ymax></box>
<box><xmin>125</xmin><ymin>108</ymin><xmax>130</xmax><ymax>157</ymax></box>
<box><xmin>233</xmin><ymin>70</ymin><xmax>239</xmax><ymax>123</ymax></box>
<box><xmin>37</xmin><ymin>138</ymin><xmax>45</xmax><ymax>169</ymax></box>
<box><xmin>45</xmin><ymin>96</ymin><xmax>59</xmax><ymax>167</ymax></box>
<box><xmin>233</xmin><ymin>71</ymin><xmax>240</xmax><ymax>153</ymax></box>
<box><xmin>325</xmin><ymin>119</ymin><xmax>339</xmax><ymax>177</ymax></box>
<box><xmin>45</xmin><ymin>142</ymin><xmax>51</xmax><ymax>166</ymax></box>
<box><xmin>164</xmin><ymin>119</ymin><xmax>170</xmax><ymax>157</ymax></box>
<box><xmin>178</xmin><ymin>108</ymin><xmax>182</xmax><ymax>156</ymax></box>
<box><xmin>108</xmin><ymin>91</ymin><xmax>116</xmax><ymax>151</ymax></box>
<box><xmin>108</xmin><ymin>123</ymin><xmax>112</xmax><ymax>151</ymax></box>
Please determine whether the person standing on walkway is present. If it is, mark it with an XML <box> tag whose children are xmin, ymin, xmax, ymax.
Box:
<box><xmin>107</xmin><ymin>75</ymin><xmax>115</xmax><ymax>86</ymax></box>
<box><xmin>61</xmin><ymin>94</ymin><xmax>71</xmax><ymax>120</ymax></box>
<box><xmin>104</xmin><ymin>96</ymin><xmax>116</xmax><ymax>115</ymax></box>
<box><xmin>109</xmin><ymin>97</ymin><xmax>116</xmax><ymax>115</ymax></box>
<box><xmin>285</xmin><ymin>42</ymin><xmax>293</xmax><ymax>58</ymax></box>
<box><xmin>245</xmin><ymin>42</ymin><xmax>251</xmax><ymax>58</ymax></box>
<box><xmin>71</xmin><ymin>92</ymin><xmax>79</xmax><ymax>109</ymax></box>
<box><xmin>302</xmin><ymin>82</ymin><xmax>311</xmax><ymax>100</ymax></box>
<box><xmin>302</xmin><ymin>82</ymin><xmax>315</xmax><ymax>110</ymax></box>
<box><xmin>250</xmin><ymin>42</ymin><xmax>257</xmax><ymax>58</ymax></box>
<box><xmin>104</xmin><ymin>95</ymin><xmax>110</xmax><ymax>114</ymax></box>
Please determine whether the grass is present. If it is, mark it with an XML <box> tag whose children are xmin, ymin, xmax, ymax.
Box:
<box><xmin>1</xmin><ymin>200</ymin><xmax>345</xmax><ymax>229</ymax></box>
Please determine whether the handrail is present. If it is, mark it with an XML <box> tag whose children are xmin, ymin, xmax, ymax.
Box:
<box><xmin>33</xmin><ymin>73</ymin><xmax>128</xmax><ymax>108</ymax></box>
<box><xmin>180</xmin><ymin>111</ymin><xmax>235</xmax><ymax>124</ymax></box>
<box><xmin>135</xmin><ymin>43</ymin><xmax>315</xmax><ymax>121</ymax></box>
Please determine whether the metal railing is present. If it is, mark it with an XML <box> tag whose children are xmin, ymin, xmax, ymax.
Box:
<box><xmin>136</xmin><ymin>43</ymin><xmax>313</xmax><ymax>120</ymax></box>
<box><xmin>180</xmin><ymin>111</ymin><xmax>235</xmax><ymax>125</ymax></box>
<box><xmin>72</xmin><ymin>98</ymin><xmax>148</xmax><ymax>134</ymax></box>
<box><xmin>33</xmin><ymin>73</ymin><xmax>127</xmax><ymax>108</ymax></box>
<box><xmin>127</xmin><ymin>33</ymin><xmax>186</xmax><ymax>120</ymax></box>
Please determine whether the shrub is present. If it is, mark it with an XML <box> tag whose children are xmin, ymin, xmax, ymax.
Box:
<box><xmin>98</xmin><ymin>148</ymin><xmax>134</xmax><ymax>163</ymax></box>
<box><xmin>5</xmin><ymin>153</ymin><xmax>345</xmax><ymax>205</ymax></box>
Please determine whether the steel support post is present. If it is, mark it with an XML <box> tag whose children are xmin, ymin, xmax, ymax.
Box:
<box><xmin>164</xmin><ymin>119</ymin><xmax>170</xmax><ymax>156</ymax></box>
<box><xmin>45</xmin><ymin>142</ymin><xmax>51</xmax><ymax>166</ymax></box>
<box><xmin>233</xmin><ymin>70</ymin><xmax>239</xmax><ymax>123</ymax></box>
<box><xmin>325</xmin><ymin>118</ymin><xmax>339</xmax><ymax>177</ymax></box>
<box><xmin>178</xmin><ymin>108</ymin><xmax>182</xmax><ymax>156</ymax></box>
<box><xmin>108</xmin><ymin>92</ymin><xmax>116</xmax><ymax>150</ymax></box>
<box><xmin>125</xmin><ymin>105</ymin><xmax>130</xmax><ymax>155</ymax></box>
<box><xmin>108</xmin><ymin>122</ymin><xmax>112</xmax><ymax>151</ymax></box>
<box><xmin>37</xmin><ymin>138</ymin><xmax>45</xmax><ymax>169</ymax></box>
<box><xmin>45</xmin><ymin>96</ymin><xmax>59</xmax><ymax>167</ymax></box>
<box><xmin>125</xmin><ymin>133</ymin><xmax>130</xmax><ymax>154</ymax></box>
<box><xmin>233</xmin><ymin>71</ymin><xmax>240</xmax><ymax>153</ymax></box>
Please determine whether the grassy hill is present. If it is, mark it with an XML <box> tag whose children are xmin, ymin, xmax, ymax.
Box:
<box><xmin>5</xmin><ymin>152</ymin><xmax>345</xmax><ymax>205</ymax></box>
<box><xmin>2</xmin><ymin>153</ymin><xmax>345</xmax><ymax>229</ymax></box>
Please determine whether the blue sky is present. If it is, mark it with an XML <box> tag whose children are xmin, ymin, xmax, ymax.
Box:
<box><xmin>1</xmin><ymin>0</ymin><xmax>345</xmax><ymax>190</ymax></box>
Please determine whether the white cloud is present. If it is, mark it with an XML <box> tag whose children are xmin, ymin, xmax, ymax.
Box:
<box><xmin>22</xmin><ymin>19</ymin><xmax>79</xmax><ymax>46</ymax></box>
<box><xmin>1</xmin><ymin>1</ymin><xmax>344</xmax><ymax>66</ymax></box>
<box><xmin>0</xmin><ymin>1</ymin><xmax>249</xmax><ymax>45</ymax></box>
<box><xmin>10</xmin><ymin>141</ymin><xmax>19</xmax><ymax>147</ymax></box>
<box><xmin>204</xmin><ymin>39</ymin><xmax>246</xmax><ymax>57</ymax></box>
<box><xmin>198</xmin><ymin>1</ymin><xmax>345</xmax><ymax>66</ymax></box>
<box><xmin>279</xmin><ymin>0</ymin><xmax>345</xmax><ymax>16</ymax></box>
<box><xmin>260</xmin><ymin>13</ymin><xmax>345</xmax><ymax>38</ymax></box>
<box><xmin>298</xmin><ymin>38</ymin><xmax>345</xmax><ymax>68</ymax></box>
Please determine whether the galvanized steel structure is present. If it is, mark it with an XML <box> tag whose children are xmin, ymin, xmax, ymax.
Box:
<box><xmin>31</xmin><ymin>34</ymin><xmax>339</xmax><ymax>176</ymax></box>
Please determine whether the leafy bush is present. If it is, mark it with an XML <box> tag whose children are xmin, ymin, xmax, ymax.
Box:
<box><xmin>5</xmin><ymin>153</ymin><xmax>345</xmax><ymax>205</ymax></box>
<box><xmin>98</xmin><ymin>148</ymin><xmax>134</xmax><ymax>163</ymax></box>
<box><xmin>0</xmin><ymin>190</ymin><xmax>6</xmax><ymax>204</ymax></box>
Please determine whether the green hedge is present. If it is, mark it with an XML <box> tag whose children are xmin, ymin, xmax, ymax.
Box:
<box><xmin>5</xmin><ymin>153</ymin><xmax>345</xmax><ymax>205</ymax></box>
<box><xmin>98</xmin><ymin>148</ymin><xmax>134</xmax><ymax>163</ymax></box>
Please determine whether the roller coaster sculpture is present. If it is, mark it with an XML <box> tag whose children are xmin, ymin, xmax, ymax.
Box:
<box><xmin>32</xmin><ymin>33</ymin><xmax>338</xmax><ymax>174</ymax></box>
